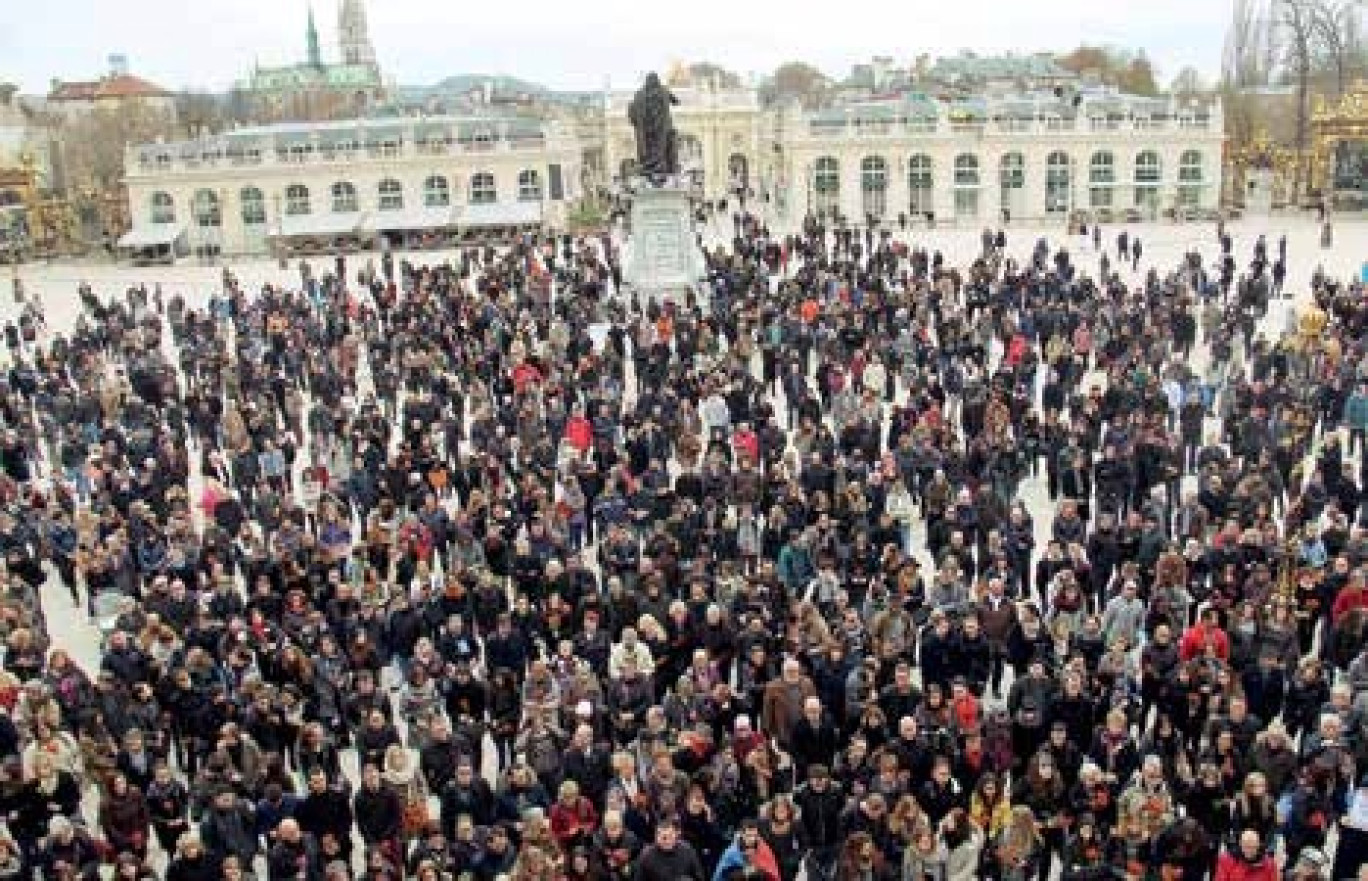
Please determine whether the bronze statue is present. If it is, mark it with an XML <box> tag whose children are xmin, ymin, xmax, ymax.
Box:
<box><xmin>628</xmin><ymin>72</ymin><xmax>680</xmax><ymax>184</ymax></box>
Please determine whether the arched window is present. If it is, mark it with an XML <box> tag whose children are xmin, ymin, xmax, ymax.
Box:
<box><xmin>1178</xmin><ymin>150</ymin><xmax>1204</xmax><ymax>207</ymax></box>
<box><xmin>150</xmin><ymin>191</ymin><xmax>175</xmax><ymax>224</ymax></box>
<box><xmin>378</xmin><ymin>178</ymin><xmax>403</xmax><ymax>211</ymax></box>
<box><xmin>192</xmin><ymin>190</ymin><xmax>220</xmax><ymax>228</ymax></box>
<box><xmin>285</xmin><ymin>185</ymin><xmax>310</xmax><ymax>216</ymax></box>
<box><xmin>1046</xmin><ymin>151</ymin><xmax>1071</xmax><ymax>214</ymax></box>
<box><xmin>953</xmin><ymin>154</ymin><xmax>980</xmax><ymax>187</ymax></box>
<box><xmin>1134</xmin><ymin>151</ymin><xmax>1162</xmax><ymax>184</ymax></box>
<box><xmin>953</xmin><ymin>154</ymin><xmax>980</xmax><ymax>219</ymax></box>
<box><xmin>999</xmin><ymin>153</ymin><xmax>1025</xmax><ymax>189</ymax></box>
<box><xmin>1179</xmin><ymin>150</ymin><xmax>1204</xmax><ymax>181</ymax></box>
<box><xmin>240</xmin><ymin>187</ymin><xmax>265</xmax><ymax>225</ymax></box>
<box><xmin>518</xmin><ymin>169</ymin><xmax>542</xmax><ymax>202</ymax></box>
<box><xmin>813</xmin><ymin>156</ymin><xmax>839</xmax><ymax>214</ymax></box>
<box><xmin>424</xmin><ymin>175</ymin><xmax>450</xmax><ymax>207</ymax></box>
<box><xmin>999</xmin><ymin>153</ymin><xmax>1025</xmax><ymax>218</ymax></box>
<box><xmin>1089</xmin><ymin>151</ymin><xmax>1115</xmax><ymax>208</ymax></box>
<box><xmin>860</xmin><ymin>156</ymin><xmax>888</xmax><ymax>218</ymax></box>
<box><xmin>1134</xmin><ymin>151</ymin><xmax>1162</xmax><ymax>211</ymax></box>
<box><xmin>331</xmin><ymin>181</ymin><xmax>358</xmax><ymax>213</ymax></box>
<box><xmin>908</xmin><ymin>154</ymin><xmax>933</xmax><ymax>215</ymax></box>
<box><xmin>470</xmin><ymin>172</ymin><xmax>497</xmax><ymax>204</ymax></box>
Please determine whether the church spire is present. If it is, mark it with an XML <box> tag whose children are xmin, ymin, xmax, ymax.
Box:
<box><xmin>338</xmin><ymin>0</ymin><xmax>377</xmax><ymax>70</ymax></box>
<box><xmin>306</xmin><ymin>4</ymin><xmax>322</xmax><ymax>68</ymax></box>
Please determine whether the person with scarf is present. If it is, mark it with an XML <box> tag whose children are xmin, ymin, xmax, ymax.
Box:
<box><xmin>712</xmin><ymin>818</ymin><xmax>780</xmax><ymax>881</ymax></box>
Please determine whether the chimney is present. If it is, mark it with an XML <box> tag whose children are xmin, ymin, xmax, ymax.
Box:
<box><xmin>108</xmin><ymin>54</ymin><xmax>129</xmax><ymax>78</ymax></box>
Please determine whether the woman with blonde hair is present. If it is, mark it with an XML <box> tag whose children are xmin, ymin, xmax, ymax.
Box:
<box><xmin>939</xmin><ymin>808</ymin><xmax>984</xmax><ymax>881</ymax></box>
<box><xmin>382</xmin><ymin>744</ymin><xmax>427</xmax><ymax>841</ymax></box>
<box><xmin>903</xmin><ymin>820</ymin><xmax>948</xmax><ymax>880</ymax></box>
<box><xmin>1230</xmin><ymin>771</ymin><xmax>1279</xmax><ymax>848</ymax></box>
<box><xmin>989</xmin><ymin>805</ymin><xmax>1044</xmax><ymax>881</ymax></box>
<box><xmin>886</xmin><ymin>793</ymin><xmax>930</xmax><ymax>847</ymax></box>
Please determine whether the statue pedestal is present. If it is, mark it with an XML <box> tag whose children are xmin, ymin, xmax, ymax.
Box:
<box><xmin>622</xmin><ymin>182</ymin><xmax>706</xmax><ymax>307</ymax></box>
<box><xmin>1245</xmin><ymin>168</ymin><xmax>1274</xmax><ymax>214</ymax></box>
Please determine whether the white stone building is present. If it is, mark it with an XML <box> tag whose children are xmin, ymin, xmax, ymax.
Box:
<box><xmin>122</xmin><ymin>114</ymin><xmax>581</xmax><ymax>257</ymax></box>
<box><xmin>779</xmin><ymin>92</ymin><xmax>1225</xmax><ymax>223</ymax></box>
<box><xmin>600</xmin><ymin>85</ymin><xmax>1224</xmax><ymax>222</ymax></box>
<box><xmin>122</xmin><ymin>83</ymin><xmax>1223</xmax><ymax>258</ymax></box>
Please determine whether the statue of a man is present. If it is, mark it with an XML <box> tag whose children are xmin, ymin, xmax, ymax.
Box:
<box><xmin>628</xmin><ymin>72</ymin><xmax>680</xmax><ymax>184</ymax></box>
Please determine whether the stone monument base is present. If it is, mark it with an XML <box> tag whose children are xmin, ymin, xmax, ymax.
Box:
<box><xmin>622</xmin><ymin>181</ymin><xmax>706</xmax><ymax>307</ymax></box>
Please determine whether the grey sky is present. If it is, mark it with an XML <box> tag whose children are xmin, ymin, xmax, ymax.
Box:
<box><xmin>1</xmin><ymin>0</ymin><xmax>1232</xmax><ymax>94</ymax></box>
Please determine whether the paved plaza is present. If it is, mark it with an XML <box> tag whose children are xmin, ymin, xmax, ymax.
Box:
<box><xmin>2</xmin><ymin>212</ymin><xmax>1365</xmax><ymax>878</ymax></box>
<box><xmin>6</xmin><ymin>213</ymin><xmax>1364</xmax><ymax>695</ymax></box>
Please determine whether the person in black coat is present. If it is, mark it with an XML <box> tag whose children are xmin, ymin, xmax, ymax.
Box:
<box><xmin>352</xmin><ymin>766</ymin><xmax>401</xmax><ymax>850</ymax></box>
<box><xmin>918</xmin><ymin>614</ymin><xmax>955</xmax><ymax>691</ymax></box>
<box><xmin>164</xmin><ymin>833</ymin><xmax>223</xmax><ymax>881</ymax></box>
<box><xmin>788</xmin><ymin>698</ymin><xmax>840</xmax><ymax>781</ymax></box>
<box><xmin>440</xmin><ymin>762</ymin><xmax>496</xmax><ymax>836</ymax></box>
<box><xmin>632</xmin><ymin>820</ymin><xmax>706</xmax><ymax>881</ymax></box>
<box><xmin>949</xmin><ymin>616</ymin><xmax>992</xmax><ymax>695</ymax></box>
<box><xmin>293</xmin><ymin>770</ymin><xmax>352</xmax><ymax>865</ymax></box>
<box><xmin>266</xmin><ymin>819</ymin><xmax>323</xmax><ymax>881</ymax></box>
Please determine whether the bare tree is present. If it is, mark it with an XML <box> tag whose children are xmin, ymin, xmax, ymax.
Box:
<box><xmin>1275</xmin><ymin>0</ymin><xmax>1318</xmax><ymax>201</ymax></box>
<box><xmin>1311</xmin><ymin>0</ymin><xmax>1365</xmax><ymax>95</ymax></box>
<box><xmin>1224</xmin><ymin>0</ymin><xmax>1277</xmax><ymax>87</ymax></box>
<box><xmin>1222</xmin><ymin>0</ymin><xmax>1278</xmax><ymax>149</ymax></box>
<box><xmin>1170</xmin><ymin>67</ymin><xmax>1208</xmax><ymax>98</ymax></box>
<box><xmin>767</xmin><ymin>62</ymin><xmax>831</xmax><ymax>109</ymax></box>
<box><xmin>58</xmin><ymin>103</ymin><xmax>178</xmax><ymax>194</ymax></box>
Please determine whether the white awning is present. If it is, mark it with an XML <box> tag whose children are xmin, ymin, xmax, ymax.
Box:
<box><xmin>268</xmin><ymin>212</ymin><xmax>366</xmax><ymax>238</ymax></box>
<box><xmin>117</xmin><ymin>223</ymin><xmax>184</xmax><ymax>249</ymax></box>
<box><xmin>455</xmin><ymin>201</ymin><xmax>543</xmax><ymax>227</ymax></box>
<box><xmin>365</xmin><ymin>204</ymin><xmax>456</xmax><ymax>232</ymax></box>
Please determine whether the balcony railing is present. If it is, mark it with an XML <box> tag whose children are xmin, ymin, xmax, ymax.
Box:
<box><xmin>792</xmin><ymin>113</ymin><xmax>1216</xmax><ymax>140</ymax></box>
<box><xmin>132</xmin><ymin>132</ymin><xmax>566</xmax><ymax>174</ymax></box>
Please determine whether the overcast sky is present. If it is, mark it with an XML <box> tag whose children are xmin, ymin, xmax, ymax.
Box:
<box><xmin>1</xmin><ymin>0</ymin><xmax>1232</xmax><ymax>95</ymax></box>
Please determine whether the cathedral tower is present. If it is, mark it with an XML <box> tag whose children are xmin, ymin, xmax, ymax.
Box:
<box><xmin>338</xmin><ymin>0</ymin><xmax>377</xmax><ymax>69</ymax></box>
<box><xmin>306</xmin><ymin>5</ymin><xmax>322</xmax><ymax>68</ymax></box>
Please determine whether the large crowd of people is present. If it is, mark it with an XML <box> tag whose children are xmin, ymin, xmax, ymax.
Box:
<box><xmin>0</xmin><ymin>206</ymin><xmax>1363</xmax><ymax>881</ymax></box>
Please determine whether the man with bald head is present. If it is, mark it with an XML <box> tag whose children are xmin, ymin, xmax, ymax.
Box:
<box><xmin>266</xmin><ymin>818</ymin><xmax>322</xmax><ymax>881</ymax></box>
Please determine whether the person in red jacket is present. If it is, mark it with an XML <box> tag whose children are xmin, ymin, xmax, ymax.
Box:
<box><xmin>511</xmin><ymin>359</ymin><xmax>542</xmax><ymax>394</ymax></box>
<box><xmin>732</xmin><ymin>423</ymin><xmax>759</xmax><ymax>465</ymax></box>
<box><xmin>1214</xmin><ymin>829</ymin><xmax>1279</xmax><ymax>881</ymax></box>
<box><xmin>549</xmin><ymin>779</ymin><xmax>599</xmax><ymax>853</ymax></box>
<box><xmin>1179</xmin><ymin>609</ymin><xmax>1231</xmax><ymax>662</ymax></box>
<box><xmin>1332</xmin><ymin>573</ymin><xmax>1368</xmax><ymax>623</ymax></box>
<box><xmin>564</xmin><ymin>406</ymin><xmax>593</xmax><ymax>454</ymax></box>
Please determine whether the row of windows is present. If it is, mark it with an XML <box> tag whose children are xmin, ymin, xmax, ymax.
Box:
<box><xmin>815</xmin><ymin>149</ymin><xmax>1205</xmax><ymax>192</ymax></box>
<box><xmin>151</xmin><ymin>172</ymin><xmax>546</xmax><ymax>226</ymax></box>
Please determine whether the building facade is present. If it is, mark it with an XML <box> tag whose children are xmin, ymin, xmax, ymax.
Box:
<box><xmin>122</xmin><ymin>115</ymin><xmax>581</xmax><ymax>256</ymax></box>
<box><xmin>122</xmin><ymin>82</ymin><xmax>1223</xmax><ymax>257</ymax></box>
<box><xmin>597</xmin><ymin>85</ymin><xmax>1224</xmax><ymax>222</ymax></box>
<box><xmin>780</xmin><ymin>93</ymin><xmax>1225</xmax><ymax>223</ymax></box>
